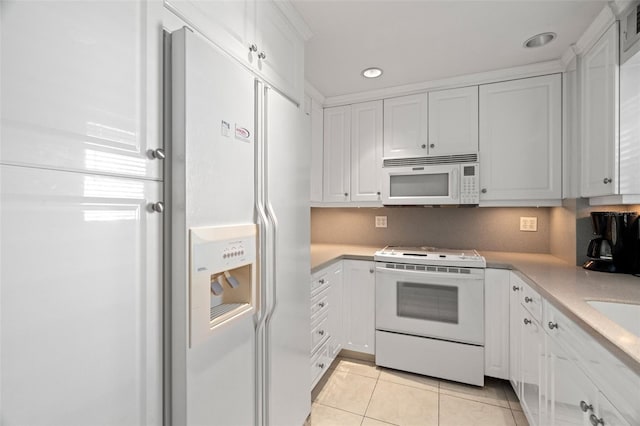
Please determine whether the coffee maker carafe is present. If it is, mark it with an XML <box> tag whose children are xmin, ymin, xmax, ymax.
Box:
<box><xmin>583</xmin><ymin>211</ymin><xmax>639</xmax><ymax>273</ymax></box>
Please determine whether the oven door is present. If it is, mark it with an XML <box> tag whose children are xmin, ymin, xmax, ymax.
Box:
<box><xmin>382</xmin><ymin>164</ymin><xmax>460</xmax><ymax>205</ymax></box>
<box><xmin>375</xmin><ymin>263</ymin><xmax>484</xmax><ymax>345</ymax></box>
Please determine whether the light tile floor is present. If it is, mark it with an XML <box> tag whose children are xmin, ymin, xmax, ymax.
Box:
<box><xmin>309</xmin><ymin>357</ymin><xmax>529</xmax><ymax>426</ymax></box>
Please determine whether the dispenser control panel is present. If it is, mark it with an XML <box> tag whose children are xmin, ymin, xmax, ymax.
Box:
<box><xmin>192</xmin><ymin>230</ymin><xmax>256</xmax><ymax>274</ymax></box>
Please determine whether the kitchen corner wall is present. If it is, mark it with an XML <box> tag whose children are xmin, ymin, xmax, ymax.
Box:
<box><xmin>311</xmin><ymin>207</ymin><xmax>551</xmax><ymax>253</ymax></box>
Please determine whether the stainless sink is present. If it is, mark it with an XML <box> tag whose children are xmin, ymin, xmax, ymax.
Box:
<box><xmin>586</xmin><ymin>300</ymin><xmax>640</xmax><ymax>337</ymax></box>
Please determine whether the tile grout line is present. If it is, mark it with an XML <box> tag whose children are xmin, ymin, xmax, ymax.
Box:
<box><xmin>361</xmin><ymin>372</ymin><xmax>380</xmax><ymax>423</ymax></box>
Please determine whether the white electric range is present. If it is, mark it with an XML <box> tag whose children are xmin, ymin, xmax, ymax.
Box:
<box><xmin>374</xmin><ymin>246</ymin><xmax>487</xmax><ymax>386</ymax></box>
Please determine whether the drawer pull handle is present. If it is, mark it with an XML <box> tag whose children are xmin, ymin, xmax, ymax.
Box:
<box><xmin>512</xmin><ymin>286</ymin><xmax>520</xmax><ymax>292</ymax></box>
<box><xmin>318</xmin><ymin>302</ymin><xmax>326</xmax><ymax>308</ymax></box>
<box><xmin>524</xmin><ymin>296</ymin><xmax>533</xmax><ymax>303</ymax></box>
<box><xmin>523</xmin><ymin>318</ymin><xmax>531</xmax><ymax>325</ymax></box>
<box><xmin>318</xmin><ymin>330</ymin><xmax>325</xmax><ymax>336</ymax></box>
<box><xmin>580</xmin><ymin>401</ymin><xmax>593</xmax><ymax>413</ymax></box>
<box><xmin>318</xmin><ymin>363</ymin><xmax>325</xmax><ymax>369</ymax></box>
<box><xmin>548</xmin><ymin>322</ymin><xmax>558</xmax><ymax>330</ymax></box>
<box><xmin>589</xmin><ymin>414</ymin><xmax>604</xmax><ymax>426</ymax></box>
<box><xmin>319</xmin><ymin>279</ymin><xmax>325</xmax><ymax>284</ymax></box>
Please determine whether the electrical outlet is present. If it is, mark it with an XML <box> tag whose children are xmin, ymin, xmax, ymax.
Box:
<box><xmin>520</xmin><ymin>217</ymin><xmax>538</xmax><ymax>232</ymax></box>
<box><xmin>375</xmin><ymin>216</ymin><xmax>387</xmax><ymax>228</ymax></box>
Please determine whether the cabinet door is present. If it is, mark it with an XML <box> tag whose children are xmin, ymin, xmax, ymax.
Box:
<box><xmin>164</xmin><ymin>0</ymin><xmax>255</xmax><ymax>67</ymax></box>
<box><xmin>580</xmin><ymin>22</ymin><xmax>619</xmax><ymax>197</ymax></box>
<box><xmin>596</xmin><ymin>392</ymin><xmax>632</xmax><ymax>426</ymax></box>
<box><xmin>428</xmin><ymin>86</ymin><xmax>479</xmax><ymax>156</ymax></box>
<box><xmin>484</xmin><ymin>269</ymin><xmax>510</xmax><ymax>380</ymax></box>
<box><xmin>521</xmin><ymin>303</ymin><xmax>544</xmax><ymax>426</ymax></box>
<box><xmin>383</xmin><ymin>93</ymin><xmax>428</xmax><ymax>158</ymax></box>
<box><xmin>255</xmin><ymin>1</ymin><xmax>305</xmax><ymax>103</ymax></box>
<box><xmin>1</xmin><ymin>0</ymin><xmax>163</xmax><ymax>180</ymax></box>
<box><xmin>323</xmin><ymin>106</ymin><xmax>351</xmax><ymax>202</ymax></box>
<box><xmin>310</xmin><ymin>98</ymin><xmax>324</xmax><ymax>203</ymax></box>
<box><xmin>0</xmin><ymin>165</ymin><xmax>162</xmax><ymax>425</ymax></box>
<box><xmin>351</xmin><ymin>101</ymin><xmax>383</xmax><ymax>202</ymax></box>
<box><xmin>547</xmin><ymin>332</ymin><xmax>597</xmax><ymax>426</ymax></box>
<box><xmin>327</xmin><ymin>262</ymin><xmax>344</xmax><ymax>359</ymax></box>
<box><xmin>342</xmin><ymin>260</ymin><xmax>376</xmax><ymax>355</ymax></box>
<box><xmin>479</xmin><ymin>74</ymin><xmax>562</xmax><ymax>202</ymax></box>
<box><xmin>509</xmin><ymin>274</ymin><xmax>523</xmax><ymax>396</ymax></box>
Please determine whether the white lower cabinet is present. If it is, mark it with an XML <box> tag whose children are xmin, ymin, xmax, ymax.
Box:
<box><xmin>310</xmin><ymin>261</ymin><xmax>343</xmax><ymax>388</ymax></box>
<box><xmin>342</xmin><ymin>260</ymin><xmax>376</xmax><ymax>355</ymax></box>
<box><xmin>520</xmin><ymin>302</ymin><xmax>543</xmax><ymax>426</ymax></box>
<box><xmin>509</xmin><ymin>274</ymin><xmax>523</xmax><ymax>394</ymax></box>
<box><xmin>484</xmin><ymin>269</ymin><xmax>510</xmax><ymax>380</ymax></box>
<box><xmin>509</xmin><ymin>271</ymin><xmax>638</xmax><ymax>426</ymax></box>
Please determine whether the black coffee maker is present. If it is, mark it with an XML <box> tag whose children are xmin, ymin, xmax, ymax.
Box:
<box><xmin>583</xmin><ymin>211</ymin><xmax>640</xmax><ymax>274</ymax></box>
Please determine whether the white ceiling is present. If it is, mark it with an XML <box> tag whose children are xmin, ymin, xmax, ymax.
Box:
<box><xmin>291</xmin><ymin>0</ymin><xmax>607</xmax><ymax>98</ymax></box>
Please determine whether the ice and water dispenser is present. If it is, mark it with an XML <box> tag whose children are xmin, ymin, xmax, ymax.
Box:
<box><xmin>189</xmin><ymin>224</ymin><xmax>257</xmax><ymax>347</ymax></box>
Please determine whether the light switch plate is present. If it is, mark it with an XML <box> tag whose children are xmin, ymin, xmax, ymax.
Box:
<box><xmin>520</xmin><ymin>217</ymin><xmax>538</xmax><ymax>232</ymax></box>
<box><xmin>375</xmin><ymin>216</ymin><xmax>387</xmax><ymax>228</ymax></box>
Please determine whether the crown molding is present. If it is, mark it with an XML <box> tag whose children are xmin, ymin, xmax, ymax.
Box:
<box><xmin>574</xmin><ymin>4</ymin><xmax>616</xmax><ymax>54</ymax></box>
<box><xmin>560</xmin><ymin>44</ymin><xmax>579</xmax><ymax>69</ymax></box>
<box><xmin>322</xmin><ymin>60</ymin><xmax>564</xmax><ymax>107</ymax></box>
<box><xmin>274</xmin><ymin>0</ymin><xmax>313</xmax><ymax>41</ymax></box>
<box><xmin>304</xmin><ymin>81</ymin><xmax>325</xmax><ymax>104</ymax></box>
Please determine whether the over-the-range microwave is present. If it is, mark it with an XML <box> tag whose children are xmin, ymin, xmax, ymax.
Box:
<box><xmin>381</xmin><ymin>155</ymin><xmax>479</xmax><ymax>206</ymax></box>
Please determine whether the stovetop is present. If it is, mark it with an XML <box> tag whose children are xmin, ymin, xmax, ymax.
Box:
<box><xmin>374</xmin><ymin>245</ymin><xmax>486</xmax><ymax>268</ymax></box>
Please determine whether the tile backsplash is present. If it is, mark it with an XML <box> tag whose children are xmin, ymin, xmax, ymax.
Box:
<box><xmin>311</xmin><ymin>206</ymin><xmax>551</xmax><ymax>253</ymax></box>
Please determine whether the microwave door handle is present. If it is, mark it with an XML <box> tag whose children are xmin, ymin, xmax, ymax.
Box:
<box><xmin>451</xmin><ymin>168</ymin><xmax>459</xmax><ymax>200</ymax></box>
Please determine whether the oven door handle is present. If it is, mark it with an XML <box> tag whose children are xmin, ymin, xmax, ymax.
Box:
<box><xmin>375</xmin><ymin>265</ymin><xmax>484</xmax><ymax>280</ymax></box>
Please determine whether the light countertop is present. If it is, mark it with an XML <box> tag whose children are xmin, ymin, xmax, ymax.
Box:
<box><xmin>310</xmin><ymin>244</ymin><xmax>640</xmax><ymax>375</ymax></box>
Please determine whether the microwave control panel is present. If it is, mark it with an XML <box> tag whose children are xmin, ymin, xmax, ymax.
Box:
<box><xmin>460</xmin><ymin>164</ymin><xmax>479</xmax><ymax>204</ymax></box>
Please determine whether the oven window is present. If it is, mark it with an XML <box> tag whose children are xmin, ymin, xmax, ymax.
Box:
<box><xmin>397</xmin><ymin>282</ymin><xmax>458</xmax><ymax>324</ymax></box>
<box><xmin>390</xmin><ymin>174</ymin><xmax>449</xmax><ymax>197</ymax></box>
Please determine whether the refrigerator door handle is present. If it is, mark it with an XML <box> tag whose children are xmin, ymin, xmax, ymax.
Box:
<box><xmin>254</xmin><ymin>78</ymin><xmax>269</xmax><ymax>426</ymax></box>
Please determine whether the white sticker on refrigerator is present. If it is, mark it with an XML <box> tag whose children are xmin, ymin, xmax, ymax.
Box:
<box><xmin>235</xmin><ymin>125</ymin><xmax>251</xmax><ymax>142</ymax></box>
<box><xmin>221</xmin><ymin>120</ymin><xmax>231</xmax><ymax>137</ymax></box>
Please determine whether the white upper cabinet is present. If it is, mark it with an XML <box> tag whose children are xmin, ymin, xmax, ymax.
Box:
<box><xmin>322</xmin><ymin>101</ymin><xmax>383</xmax><ymax>204</ymax></box>
<box><xmin>383</xmin><ymin>93</ymin><xmax>428</xmax><ymax>158</ymax></box>
<box><xmin>323</xmin><ymin>106</ymin><xmax>351</xmax><ymax>202</ymax></box>
<box><xmin>164</xmin><ymin>0</ymin><xmax>254</xmax><ymax>62</ymax></box>
<box><xmin>428</xmin><ymin>86</ymin><xmax>479</xmax><ymax>156</ymax></box>
<box><xmin>479</xmin><ymin>74</ymin><xmax>562</xmax><ymax>205</ymax></box>
<box><xmin>580</xmin><ymin>22</ymin><xmax>619</xmax><ymax>198</ymax></box>
<box><xmin>164</xmin><ymin>0</ymin><xmax>304</xmax><ymax>103</ymax></box>
<box><xmin>350</xmin><ymin>101</ymin><xmax>383</xmax><ymax>202</ymax></box>
<box><xmin>255</xmin><ymin>1</ymin><xmax>304</xmax><ymax>103</ymax></box>
<box><xmin>1</xmin><ymin>0</ymin><xmax>163</xmax><ymax>180</ymax></box>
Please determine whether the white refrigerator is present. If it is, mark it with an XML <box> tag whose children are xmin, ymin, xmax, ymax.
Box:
<box><xmin>168</xmin><ymin>28</ymin><xmax>311</xmax><ymax>426</ymax></box>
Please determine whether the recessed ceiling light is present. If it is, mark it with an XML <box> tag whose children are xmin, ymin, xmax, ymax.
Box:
<box><xmin>362</xmin><ymin>67</ymin><xmax>383</xmax><ymax>78</ymax></box>
<box><xmin>523</xmin><ymin>32</ymin><xmax>557</xmax><ymax>48</ymax></box>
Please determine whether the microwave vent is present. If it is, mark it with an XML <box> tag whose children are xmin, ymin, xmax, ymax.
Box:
<box><xmin>383</xmin><ymin>153</ymin><xmax>478</xmax><ymax>168</ymax></box>
<box><xmin>622</xmin><ymin>2</ymin><xmax>640</xmax><ymax>53</ymax></box>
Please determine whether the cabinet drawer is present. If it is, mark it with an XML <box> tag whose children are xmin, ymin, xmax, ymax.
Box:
<box><xmin>311</xmin><ymin>271</ymin><xmax>329</xmax><ymax>295</ymax></box>
<box><xmin>521</xmin><ymin>282</ymin><xmax>542</xmax><ymax>322</ymax></box>
<box><xmin>311</xmin><ymin>313</ymin><xmax>329</xmax><ymax>353</ymax></box>
<box><xmin>310</xmin><ymin>288</ymin><xmax>329</xmax><ymax>321</ymax></box>
<box><xmin>310</xmin><ymin>341</ymin><xmax>330</xmax><ymax>388</ymax></box>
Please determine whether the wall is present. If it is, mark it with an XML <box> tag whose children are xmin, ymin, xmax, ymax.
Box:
<box><xmin>311</xmin><ymin>207</ymin><xmax>551</xmax><ymax>253</ymax></box>
<box><xmin>550</xmin><ymin>199</ymin><xmax>578</xmax><ymax>265</ymax></box>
